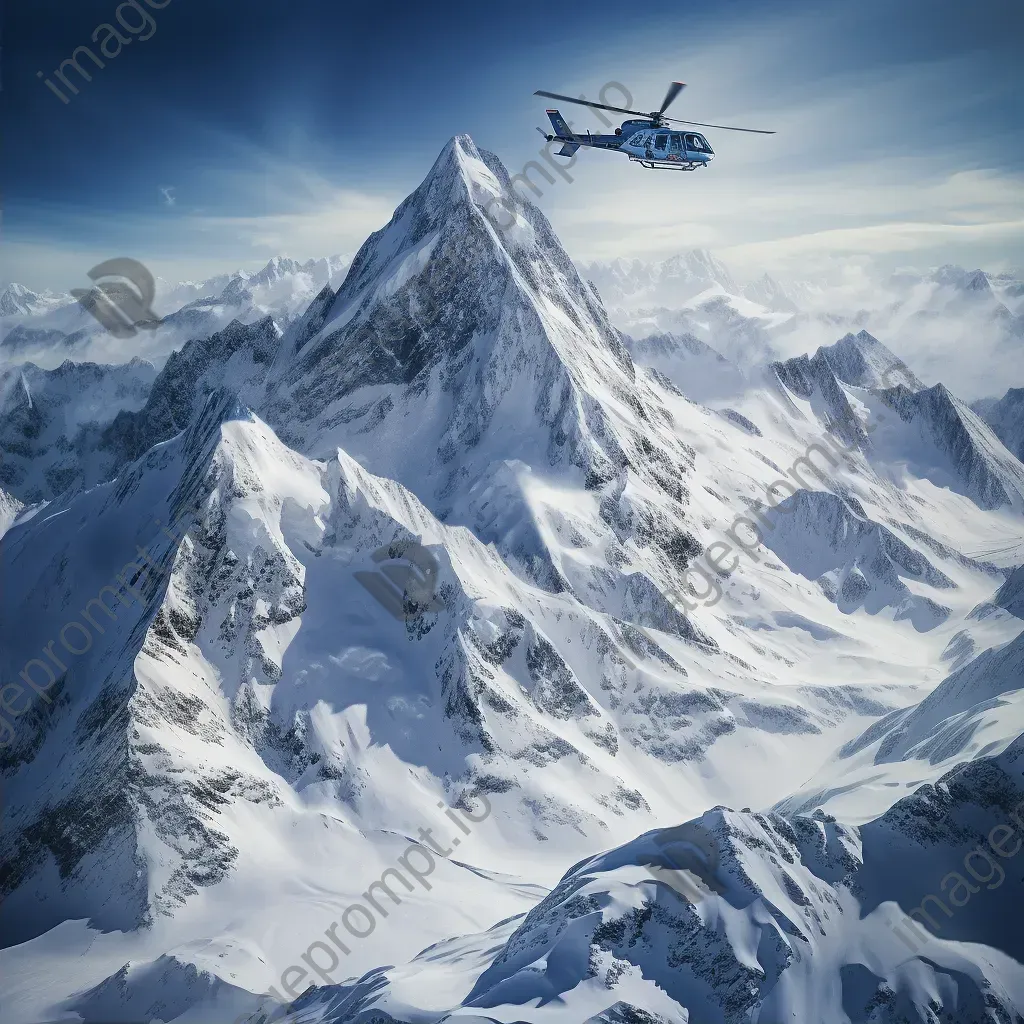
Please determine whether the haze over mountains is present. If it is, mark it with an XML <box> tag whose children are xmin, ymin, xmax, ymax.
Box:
<box><xmin>0</xmin><ymin>255</ymin><xmax>351</xmax><ymax>373</ymax></box>
<box><xmin>580</xmin><ymin>251</ymin><xmax>1024</xmax><ymax>403</ymax></box>
<box><xmin>2</xmin><ymin>136</ymin><xmax>1023</xmax><ymax>1023</ymax></box>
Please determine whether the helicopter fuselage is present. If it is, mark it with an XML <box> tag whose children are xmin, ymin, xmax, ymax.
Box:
<box><xmin>534</xmin><ymin>82</ymin><xmax>772</xmax><ymax>170</ymax></box>
<box><xmin>541</xmin><ymin>110</ymin><xmax>714</xmax><ymax>171</ymax></box>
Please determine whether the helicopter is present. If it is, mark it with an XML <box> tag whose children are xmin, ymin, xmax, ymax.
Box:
<box><xmin>534</xmin><ymin>81</ymin><xmax>774</xmax><ymax>171</ymax></box>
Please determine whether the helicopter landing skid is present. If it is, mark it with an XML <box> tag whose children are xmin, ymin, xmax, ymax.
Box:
<box><xmin>630</xmin><ymin>156</ymin><xmax>702</xmax><ymax>171</ymax></box>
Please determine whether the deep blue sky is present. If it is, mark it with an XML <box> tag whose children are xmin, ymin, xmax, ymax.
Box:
<box><xmin>4</xmin><ymin>0</ymin><xmax>1023</xmax><ymax>289</ymax></box>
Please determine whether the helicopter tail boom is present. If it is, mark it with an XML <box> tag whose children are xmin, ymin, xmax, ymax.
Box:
<box><xmin>544</xmin><ymin>109</ymin><xmax>575</xmax><ymax>140</ymax></box>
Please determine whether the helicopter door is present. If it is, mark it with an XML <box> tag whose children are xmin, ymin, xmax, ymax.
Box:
<box><xmin>670</xmin><ymin>135</ymin><xmax>684</xmax><ymax>157</ymax></box>
<box><xmin>654</xmin><ymin>133</ymin><xmax>669</xmax><ymax>156</ymax></box>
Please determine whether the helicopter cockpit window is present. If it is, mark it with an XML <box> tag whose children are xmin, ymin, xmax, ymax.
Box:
<box><xmin>686</xmin><ymin>134</ymin><xmax>705</xmax><ymax>151</ymax></box>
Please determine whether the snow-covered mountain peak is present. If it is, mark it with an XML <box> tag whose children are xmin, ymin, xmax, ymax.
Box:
<box><xmin>816</xmin><ymin>329</ymin><xmax>924</xmax><ymax>390</ymax></box>
<box><xmin>260</xmin><ymin>135</ymin><xmax>667</xmax><ymax>498</ymax></box>
<box><xmin>308</xmin><ymin>134</ymin><xmax>511</xmax><ymax>325</ymax></box>
<box><xmin>0</xmin><ymin>283</ymin><xmax>41</xmax><ymax>317</ymax></box>
<box><xmin>0</xmin><ymin>282</ymin><xmax>67</xmax><ymax>319</ymax></box>
<box><xmin>249</xmin><ymin>256</ymin><xmax>304</xmax><ymax>285</ymax></box>
<box><xmin>932</xmin><ymin>264</ymin><xmax>993</xmax><ymax>294</ymax></box>
<box><xmin>257</xmin><ymin>137</ymin><xmax>718</xmax><ymax>636</ymax></box>
<box><xmin>581</xmin><ymin>249</ymin><xmax>740</xmax><ymax>312</ymax></box>
<box><xmin>742</xmin><ymin>271</ymin><xmax>799</xmax><ymax>313</ymax></box>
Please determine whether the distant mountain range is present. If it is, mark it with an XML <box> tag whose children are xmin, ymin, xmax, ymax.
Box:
<box><xmin>0</xmin><ymin>254</ymin><xmax>351</xmax><ymax>370</ymax></box>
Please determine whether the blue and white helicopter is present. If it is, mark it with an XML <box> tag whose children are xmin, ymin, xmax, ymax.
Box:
<box><xmin>534</xmin><ymin>81</ymin><xmax>774</xmax><ymax>171</ymax></box>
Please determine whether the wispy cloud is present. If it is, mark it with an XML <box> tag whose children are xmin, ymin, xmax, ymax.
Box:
<box><xmin>1</xmin><ymin>152</ymin><xmax>400</xmax><ymax>292</ymax></box>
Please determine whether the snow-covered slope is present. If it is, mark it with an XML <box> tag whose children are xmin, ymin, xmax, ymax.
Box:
<box><xmin>758</xmin><ymin>489</ymin><xmax>957</xmax><ymax>631</ymax></box>
<box><xmin>766</xmin><ymin>330</ymin><xmax>1024</xmax><ymax>512</ymax></box>
<box><xmin>276</xmin><ymin>736</ymin><xmax>1024</xmax><ymax>1023</ymax></box>
<box><xmin>461</xmin><ymin>740</ymin><xmax>1024</xmax><ymax>1022</ymax></box>
<box><xmin>100</xmin><ymin>315</ymin><xmax>283</xmax><ymax>467</ymax></box>
<box><xmin>0</xmin><ymin>394</ymin><xmax>549</xmax><ymax>1013</ymax></box>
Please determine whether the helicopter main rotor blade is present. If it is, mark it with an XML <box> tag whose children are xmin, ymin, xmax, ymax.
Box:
<box><xmin>534</xmin><ymin>89</ymin><xmax>776</xmax><ymax>133</ymax></box>
<box><xmin>662</xmin><ymin>116</ymin><xmax>775</xmax><ymax>134</ymax></box>
<box><xmin>534</xmin><ymin>90</ymin><xmax>647</xmax><ymax>119</ymax></box>
<box><xmin>658</xmin><ymin>81</ymin><xmax>686</xmax><ymax>115</ymax></box>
